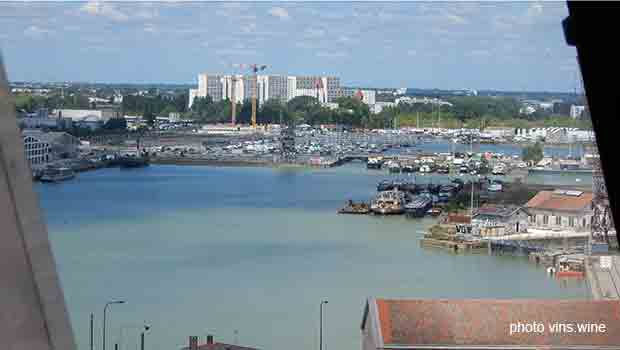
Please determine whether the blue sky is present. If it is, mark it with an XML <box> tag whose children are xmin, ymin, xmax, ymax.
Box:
<box><xmin>0</xmin><ymin>1</ymin><xmax>578</xmax><ymax>91</ymax></box>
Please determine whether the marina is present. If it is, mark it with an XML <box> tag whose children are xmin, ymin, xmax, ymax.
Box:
<box><xmin>38</xmin><ymin>164</ymin><xmax>591</xmax><ymax>350</ymax></box>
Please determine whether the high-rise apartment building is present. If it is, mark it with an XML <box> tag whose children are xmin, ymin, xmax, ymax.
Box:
<box><xmin>188</xmin><ymin>72</ymin><xmax>342</xmax><ymax>109</ymax></box>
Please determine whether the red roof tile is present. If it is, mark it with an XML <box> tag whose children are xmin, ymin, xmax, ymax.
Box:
<box><xmin>372</xmin><ymin>298</ymin><xmax>620</xmax><ymax>347</ymax></box>
<box><xmin>525</xmin><ymin>190</ymin><xmax>593</xmax><ymax>212</ymax></box>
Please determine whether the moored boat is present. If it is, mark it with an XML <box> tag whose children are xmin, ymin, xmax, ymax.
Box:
<box><xmin>367</xmin><ymin>157</ymin><xmax>383</xmax><ymax>169</ymax></box>
<box><xmin>40</xmin><ymin>167</ymin><xmax>75</xmax><ymax>183</ymax></box>
<box><xmin>386</xmin><ymin>160</ymin><xmax>401</xmax><ymax>173</ymax></box>
<box><xmin>338</xmin><ymin>200</ymin><xmax>370</xmax><ymax>214</ymax></box>
<box><xmin>405</xmin><ymin>196</ymin><xmax>433</xmax><ymax>217</ymax></box>
<box><xmin>371</xmin><ymin>190</ymin><xmax>406</xmax><ymax>215</ymax></box>
<box><xmin>117</xmin><ymin>155</ymin><xmax>150</xmax><ymax>168</ymax></box>
<box><xmin>427</xmin><ymin>207</ymin><xmax>442</xmax><ymax>216</ymax></box>
<box><xmin>377</xmin><ymin>180</ymin><xmax>394</xmax><ymax>192</ymax></box>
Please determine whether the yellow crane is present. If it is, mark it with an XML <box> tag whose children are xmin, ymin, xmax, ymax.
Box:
<box><xmin>233</xmin><ymin>63</ymin><xmax>267</xmax><ymax>128</ymax></box>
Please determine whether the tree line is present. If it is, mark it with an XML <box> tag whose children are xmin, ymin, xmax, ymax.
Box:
<box><xmin>188</xmin><ymin>95</ymin><xmax>373</xmax><ymax>128</ymax></box>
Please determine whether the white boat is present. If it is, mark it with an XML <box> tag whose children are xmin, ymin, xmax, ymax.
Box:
<box><xmin>40</xmin><ymin>167</ymin><xmax>75</xmax><ymax>183</ymax></box>
<box><xmin>371</xmin><ymin>190</ymin><xmax>406</xmax><ymax>215</ymax></box>
<box><xmin>491</xmin><ymin>164</ymin><xmax>506</xmax><ymax>175</ymax></box>
<box><xmin>386</xmin><ymin>160</ymin><xmax>401</xmax><ymax>173</ymax></box>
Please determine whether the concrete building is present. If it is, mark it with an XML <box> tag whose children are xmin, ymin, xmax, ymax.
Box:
<box><xmin>570</xmin><ymin>104</ymin><xmax>586</xmax><ymax>118</ymax></box>
<box><xmin>53</xmin><ymin>108</ymin><xmax>120</xmax><ymax>130</ymax></box>
<box><xmin>361</xmin><ymin>298</ymin><xmax>620</xmax><ymax>350</ymax></box>
<box><xmin>472</xmin><ymin>205</ymin><xmax>530</xmax><ymax>237</ymax></box>
<box><xmin>18</xmin><ymin>108</ymin><xmax>73</xmax><ymax>130</ymax></box>
<box><xmin>525</xmin><ymin>189</ymin><xmax>593</xmax><ymax>232</ymax></box>
<box><xmin>22</xmin><ymin>130</ymin><xmax>79</xmax><ymax>168</ymax></box>
<box><xmin>189</xmin><ymin>72</ymin><xmax>340</xmax><ymax>108</ymax></box>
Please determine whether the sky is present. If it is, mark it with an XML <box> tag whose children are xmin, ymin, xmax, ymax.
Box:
<box><xmin>0</xmin><ymin>1</ymin><xmax>579</xmax><ymax>91</ymax></box>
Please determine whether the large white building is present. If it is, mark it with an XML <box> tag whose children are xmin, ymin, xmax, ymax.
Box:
<box><xmin>188</xmin><ymin>73</ymin><xmax>341</xmax><ymax>109</ymax></box>
<box><xmin>22</xmin><ymin>130</ymin><xmax>79</xmax><ymax>168</ymax></box>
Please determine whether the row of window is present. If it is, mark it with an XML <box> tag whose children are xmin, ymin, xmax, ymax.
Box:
<box><xmin>529</xmin><ymin>214</ymin><xmax>586</xmax><ymax>228</ymax></box>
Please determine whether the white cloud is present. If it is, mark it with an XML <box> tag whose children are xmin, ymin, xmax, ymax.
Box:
<box><xmin>215</xmin><ymin>48</ymin><xmax>258</xmax><ymax>56</ymax></box>
<box><xmin>304</xmin><ymin>28</ymin><xmax>325</xmax><ymax>38</ymax></box>
<box><xmin>338</xmin><ymin>35</ymin><xmax>351</xmax><ymax>43</ymax></box>
<box><xmin>144</xmin><ymin>24</ymin><xmax>157</xmax><ymax>33</ymax></box>
<box><xmin>24</xmin><ymin>25</ymin><xmax>53</xmax><ymax>38</ymax></box>
<box><xmin>80</xmin><ymin>1</ymin><xmax>129</xmax><ymax>22</ymax></box>
<box><xmin>135</xmin><ymin>8</ymin><xmax>159</xmax><ymax>20</ymax></box>
<box><xmin>241</xmin><ymin>22</ymin><xmax>257</xmax><ymax>34</ymax></box>
<box><xmin>63</xmin><ymin>25</ymin><xmax>80</xmax><ymax>32</ymax></box>
<box><xmin>316</xmin><ymin>51</ymin><xmax>347</xmax><ymax>58</ymax></box>
<box><xmin>446</xmin><ymin>14</ymin><xmax>467</xmax><ymax>25</ymax></box>
<box><xmin>268</xmin><ymin>7</ymin><xmax>289</xmax><ymax>20</ymax></box>
<box><xmin>466</xmin><ymin>49</ymin><xmax>491</xmax><ymax>58</ymax></box>
<box><xmin>527</xmin><ymin>2</ymin><xmax>544</xmax><ymax>18</ymax></box>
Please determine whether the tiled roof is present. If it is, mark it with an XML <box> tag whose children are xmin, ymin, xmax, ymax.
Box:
<box><xmin>369</xmin><ymin>298</ymin><xmax>620</xmax><ymax>347</ymax></box>
<box><xmin>525</xmin><ymin>190</ymin><xmax>593</xmax><ymax>212</ymax></box>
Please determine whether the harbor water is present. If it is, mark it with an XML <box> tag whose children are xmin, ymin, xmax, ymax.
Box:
<box><xmin>38</xmin><ymin>163</ymin><xmax>589</xmax><ymax>350</ymax></box>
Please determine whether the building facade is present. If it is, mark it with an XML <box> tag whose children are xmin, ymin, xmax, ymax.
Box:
<box><xmin>525</xmin><ymin>190</ymin><xmax>593</xmax><ymax>232</ymax></box>
<box><xmin>189</xmin><ymin>72</ymin><xmax>341</xmax><ymax>108</ymax></box>
<box><xmin>472</xmin><ymin>205</ymin><xmax>530</xmax><ymax>237</ymax></box>
<box><xmin>22</xmin><ymin>130</ymin><xmax>79</xmax><ymax>168</ymax></box>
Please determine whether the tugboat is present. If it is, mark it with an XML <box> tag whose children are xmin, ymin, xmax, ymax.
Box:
<box><xmin>338</xmin><ymin>200</ymin><xmax>370</xmax><ymax>214</ymax></box>
<box><xmin>367</xmin><ymin>157</ymin><xmax>383</xmax><ymax>169</ymax></box>
<box><xmin>404</xmin><ymin>196</ymin><xmax>433</xmax><ymax>217</ymax></box>
<box><xmin>371</xmin><ymin>190</ymin><xmax>406</xmax><ymax>215</ymax></box>
<box><xmin>40</xmin><ymin>167</ymin><xmax>75</xmax><ymax>183</ymax></box>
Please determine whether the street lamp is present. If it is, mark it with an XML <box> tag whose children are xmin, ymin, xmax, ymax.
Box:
<box><xmin>103</xmin><ymin>300</ymin><xmax>126</xmax><ymax>350</ymax></box>
<box><xmin>319</xmin><ymin>300</ymin><xmax>328</xmax><ymax>350</ymax></box>
<box><xmin>140</xmin><ymin>324</ymin><xmax>151</xmax><ymax>350</ymax></box>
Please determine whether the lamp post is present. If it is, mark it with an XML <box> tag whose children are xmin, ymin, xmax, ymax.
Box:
<box><xmin>319</xmin><ymin>300</ymin><xmax>328</xmax><ymax>350</ymax></box>
<box><xmin>140</xmin><ymin>324</ymin><xmax>151</xmax><ymax>350</ymax></box>
<box><xmin>103</xmin><ymin>300</ymin><xmax>126</xmax><ymax>350</ymax></box>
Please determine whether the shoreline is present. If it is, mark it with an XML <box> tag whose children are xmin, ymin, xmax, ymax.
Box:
<box><xmin>150</xmin><ymin>157</ymin><xmax>311</xmax><ymax>169</ymax></box>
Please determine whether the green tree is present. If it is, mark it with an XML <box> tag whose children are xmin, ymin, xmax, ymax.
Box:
<box><xmin>522</xmin><ymin>142</ymin><xmax>544</xmax><ymax>164</ymax></box>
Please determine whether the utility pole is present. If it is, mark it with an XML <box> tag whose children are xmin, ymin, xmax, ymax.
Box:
<box><xmin>319</xmin><ymin>300</ymin><xmax>328</xmax><ymax>350</ymax></box>
<box><xmin>90</xmin><ymin>313</ymin><xmax>94</xmax><ymax>350</ymax></box>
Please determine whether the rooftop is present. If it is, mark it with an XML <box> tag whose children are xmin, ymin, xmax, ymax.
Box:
<box><xmin>363</xmin><ymin>298</ymin><xmax>620</xmax><ymax>348</ymax></box>
<box><xmin>473</xmin><ymin>205</ymin><xmax>523</xmax><ymax>218</ymax></box>
<box><xmin>525</xmin><ymin>190</ymin><xmax>593</xmax><ymax>212</ymax></box>
<box><xmin>182</xmin><ymin>339</ymin><xmax>260</xmax><ymax>350</ymax></box>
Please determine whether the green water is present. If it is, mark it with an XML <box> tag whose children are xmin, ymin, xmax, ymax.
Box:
<box><xmin>37</xmin><ymin>164</ymin><xmax>589</xmax><ymax>350</ymax></box>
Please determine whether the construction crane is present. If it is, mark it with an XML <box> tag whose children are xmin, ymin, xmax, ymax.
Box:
<box><xmin>233</xmin><ymin>63</ymin><xmax>267</xmax><ymax>128</ymax></box>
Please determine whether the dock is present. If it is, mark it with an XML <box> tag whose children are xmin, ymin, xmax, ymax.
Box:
<box><xmin>587</xmin><ymin>255</ymin><xmax>620</xmax><ymax>299</ymax></box>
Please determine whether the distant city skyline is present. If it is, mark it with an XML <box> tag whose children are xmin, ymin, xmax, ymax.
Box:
<box><xmin>0</xmin><ymin>2</ymin><xmax>578</xmax><ymax>92</ymax></box>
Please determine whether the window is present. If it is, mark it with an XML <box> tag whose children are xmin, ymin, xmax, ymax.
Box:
<box><xmin>569</xmin><ymin>217</ymin><xmax>575</xmax><ymax>227</ymax></box>
<box><xmin>555</xmin><ymin>216</ymin><xmax>561</xmax><ymax>225</ymax></box>
<box><xmin>543</xmin><ymin>215</ymin><xmax>549</xmax><ymax>225</ymax></box>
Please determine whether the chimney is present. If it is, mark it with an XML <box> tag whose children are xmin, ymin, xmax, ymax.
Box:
<box><xmin>189</xmin><ymin>336</ymin><xmax>198</xmax><ymax>350</ymax></box>
<box><xmin>207</xmin><ymin>335</ymin><xmax>214</xmax><ymax>345</ymax></box>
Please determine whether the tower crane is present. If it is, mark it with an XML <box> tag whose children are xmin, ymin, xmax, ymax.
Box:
<box><xmin>233</xmin><ymin>63</ymin><xmax>267</xmax><ymax>128</ymax></box>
